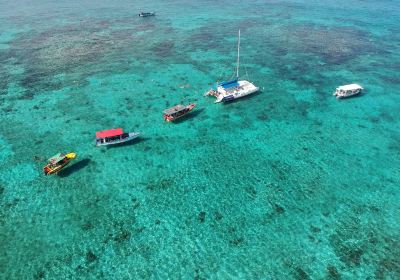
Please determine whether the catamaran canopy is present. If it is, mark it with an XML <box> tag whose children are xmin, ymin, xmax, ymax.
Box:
<box><xmin>220</xmin><ymin>79</ymin><xmax>239</xmax><ymax>89</ymax></box>
<box><xmin>96</xmin><ymin>128</ymin><xmax>123</xmax><ymax>139</ymax></box>
<box><xmin>337</xmin><ymin>84</ymin><xmax>363</xmax><ymax>91</ymax></box>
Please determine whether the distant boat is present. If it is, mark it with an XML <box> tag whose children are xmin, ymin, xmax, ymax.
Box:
<box><xmin>95</xmin><ymin>128</ymin><xmax>140</xmax><ymax>146</ymax></box>
<box><xmin>43</xmin><ymin>153</ymin><xmax>76</xmax><ymax>175</ymax></box>
<box><xmin>204</xmin><ymin>30</ymin><xmax>259</xmax><ymax>103</ymax></box>
<box><xmin>333</xmin><ymin>84</ymin><xmax>363</xmax><ymax>99</ymax></box>
<box><xmin>139</xmin><ymin>12</ymin><xmax>156</xmax><ymax>17</ymax></box>
<box><xmin>163</xmin><ymin>104</ymin><xmax>196</xmax><ymax>122</ymax></box>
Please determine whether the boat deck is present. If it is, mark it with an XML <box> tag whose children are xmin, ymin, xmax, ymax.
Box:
<box><xmin>204</xmin><ymin>89</ymin><xmax>220</xmax><ymax>97</ymax></box>
<box><xmin>163</xmin><ymin>105</ymin><xmax>187</xmax><ymax>115</ymax></box>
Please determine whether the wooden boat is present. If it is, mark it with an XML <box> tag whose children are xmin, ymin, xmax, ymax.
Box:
<box><xmin>139</xmin><ymin>12</ymin><xmax>156</xmax><ymax>17</ymax></box>
<box><xmin>163</xmin><ymin>103</ymin><xmax>196</xmax><ymax>122</ymax></box>
<box><xmin>95</xmin><ymin>128</ymin><xmax>140</xmax><ymax>147</ymax></box>
<box><xmin>43</xmin><ymin>153</ymin><xmax>76</xmax><ymax>175</ymax></box>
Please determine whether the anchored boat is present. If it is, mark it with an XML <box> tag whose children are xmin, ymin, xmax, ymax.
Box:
<box><xmin>139</xmin><ymin>12</ymin><xmax>156</xmax><ymax>17</ymax></box>
<box><xmin>95</xmin><ymin>128</ymin><xmax>140</xmax><ymax>147</ymax></box>
<box><xmin>204</xmin><ymin>30</ymin><xmax>259</xmax><ymax>103</ymax></box>
<box><xmin>163</xmin><ymin>103</ymin><xmax>196</xmax><ymax>122</ymax></box>
<box><xmin>43</xmin><ymin>153</ymin><xmax>76</xmax><ymax>175</ymax></box>
<box><xmin>333</xmin><ymin>84</ymin><xmax>363</xmax><ymax>99</ymax></box>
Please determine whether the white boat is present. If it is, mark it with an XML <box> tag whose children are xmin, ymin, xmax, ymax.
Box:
<box><xmin>139</xmin><ymin>12</ymin><xmax>155</xmax><ymax>17</ymax></box>
<box><xmin>95</xmin><ymin>128</ymin><xmax>140</xmax><ymax>147</ymax></box>
<box><xmin>333</xmin><ymin>84</ymin><xmax>363</xmax><ymax>99</ymax></box>
<box><xmin>204</xmin><ymin>30</ymin><xmax>259</xmax><ymax>103</ymax></box>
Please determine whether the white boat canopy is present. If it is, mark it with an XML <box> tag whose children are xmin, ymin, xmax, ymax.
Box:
<box><xmin>337</xmin><ymin>84</ymin><xmax>363</xmax><ymax>91</ymax></box>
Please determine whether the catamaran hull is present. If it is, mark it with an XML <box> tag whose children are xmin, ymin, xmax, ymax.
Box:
<box><xmin>96</xmin><ymin>133</ymin><xmax>140</xmax><ymax>147</ymax></box>
<box><xmin>216</xmin><ymin>88</ymin><xmax>259</xmax><ymax>103</ymax></box>
<box><xmin>215</xmin><ymin>80</ymin><xmax>259</xmax><ymax>103</ymax></box>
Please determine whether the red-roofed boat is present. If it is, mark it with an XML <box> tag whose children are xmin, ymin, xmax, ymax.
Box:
<box><xmin>163</xmin><ymin>103</ymin><xmax>196</xmax><ymax>122</ymax></box>
<box><xmin>95</xmin><ymin>128</ymin><xmax>140</xmax><ymax>147</ymax></box>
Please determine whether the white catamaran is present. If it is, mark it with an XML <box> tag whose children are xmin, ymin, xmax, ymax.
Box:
<box><xmin>204</xmin><ymin>30</ymin><xmax>259</xmax><ymax>103</ymax></box>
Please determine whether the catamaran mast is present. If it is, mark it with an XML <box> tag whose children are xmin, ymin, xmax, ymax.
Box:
<box><xmin>236</xmin><ymin>29</ymin><xmax>240</xmax><ymax>79</ymax></box>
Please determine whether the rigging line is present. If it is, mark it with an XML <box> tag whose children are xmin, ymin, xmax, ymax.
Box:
<box><xmin>217</xmin><ymin>32</ymin><xmax>240</xmax><ymax>82</ymax></box>
<box><xmin>217</xmin><ymin>64</ymin><xmax>226</xmax><ymax>81</ymax></box>
<box><xmin>228</xmin><ymin>31</ymin><xmax>239</xmax><ymax>79</ymax></box>
<box><xmin>229</xmin><ymin>71</ymin><xmax>235</xmax><ymax>81</ymax></box>
<box><xmin>236</xmin><ymin>29</ymin><xmax>240</xmax><ymax>78</ymax></box>
<box><xmin>244</xmin><ymin>64</ymin><xmax>250</xmax><ymax>81</ymax></box>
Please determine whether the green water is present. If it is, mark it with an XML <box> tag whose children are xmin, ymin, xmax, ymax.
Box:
<box><xmin>1</xmin><ymin>0</ymin><xmax>399</xmax><ymax>279</ymax></box>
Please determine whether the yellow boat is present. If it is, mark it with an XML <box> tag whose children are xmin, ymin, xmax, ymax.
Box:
<box><xmin>43</xmin><ymin>153</ymin><xmax>76</xmax><ymax>175</ymax></box>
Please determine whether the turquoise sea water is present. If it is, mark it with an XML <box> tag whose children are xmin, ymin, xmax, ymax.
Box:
<box><xmin>1</xmin><ymin>0</ymin><xmax>399</xmax><ymax>278</ymax></box>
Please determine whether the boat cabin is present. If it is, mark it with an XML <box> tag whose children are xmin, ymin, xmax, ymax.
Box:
<box><xmin>48</xmin><ymin>153</ymin><xmax>67</xmax><ymax>166</ymax></box>
<box><xmin>96</xmin><ymin>128</ymin><xmax>130</xmax><ymax>145</ymax></box>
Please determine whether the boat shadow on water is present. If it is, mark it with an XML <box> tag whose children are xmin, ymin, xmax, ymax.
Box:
<box><xmin>173</xmin><ymin>108</ymin><xmax>205</xmax><ymax>123</ymax></box>
<box><xmin>58</xmin><ymin>159</ymin><xmax>91</xmax><ymax>177</ymax></box>
<box><xmin>106</xmin><ymin>137</ymin><xmax>151</xmax><ymax>149</ymax></box>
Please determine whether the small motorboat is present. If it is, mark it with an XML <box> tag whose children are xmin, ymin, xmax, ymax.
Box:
<box><xmin>95</xmin><ymin>128</ymin><xmax>140</xmax><ymax>147</ymax></box>
<box><xmin>43</xmin><ymin>153</ymin><xmax>76</xmax><ymax>175</ymax></box>
<box><xmin>139</xmin><ymin>12</ymin><xmax>156</xmax><ymax>17</ymax></box>
<box><xmin>333</xmin><ymin>84</ymin><xmax>363</xmax><ymax>99</ymax></box>
<box><xmin>163</xmin><ymin>103</ymin><xmax>196</xmax><ymax>122</ymax></box>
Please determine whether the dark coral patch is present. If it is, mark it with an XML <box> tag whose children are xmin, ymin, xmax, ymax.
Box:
<box><xmin>229</xmin><ymin>237</ymin><xmax>244</xmax><ymax>246</ymax></box>
<box><xmin>113</xmin><ymin>229</ymin><xmax>131</xmax><ymax>243</ymax></box>
<box><xmin>194</xmin><ymin>268</ymin><xmax>206</xmax><ymax>280</ymax></box>
<box><xmin>326</xmin><ymin>265</ymin><xmax>341</xmax><ymax>280</ymax></box>
<box><xmin>347</xmin><ymin>248</ymin><xmax>363</xmax><ymax>266</ymax></box>
<box><xmin>34</xmin><ymin>270</ymin><xmax>45</xmax><ymax>280</ymax></box>
<box><xmin>284</xmin><ymin>24</ymin><xmax>377</xmax><ymax>64</ymax></box>
<box><xmin>19</xmin><ymin>91</ymin><xmax>34</xmax><ymax>100</ymax></box>
<box><xmin>274</xmin><ymin>203</ymin><xmax>285</xmax><ymax>214</ymax></box>
<box><xmin>151</xmin><ymin>41</ymin><xmax>175</xmax><ymax>58</ymax></box>
<box><xmin>214</xmin><ymin>211</ymin><xmax>223</xmax><ymax>221</ymax></box>
<box><xmin>245</xmin><ymin>186</ymin><xmax>257</xmax><ymax>199</ymax></box>
<box><xmin>135</xmin><ymin>226</ymin><xmax>145</xmax><ymax>234</ymax></box>
<box><xmin>375</xmin><ymin>257</ymin><xmax>400</xmax><ymax>279</ymax></box>
<box><xmin>310</xmin><ymin>225</ymin><xmax>321</xmax><ymax>233</ymax></box>
<box><xmin>1</xmin><ymin>106</ymin><xmax>10</xmax><ymax>113</ymax></box>
<box><xmin>257</xmin><ymin>113</ymin><xmax>269</xmax><ymax>121</ymax></box>
<box><xmin>86</xmin><ymin>250</ymin><xmax>97</xmax><ymax>263</ymax></box>
<box><xmin>81</xmin><ymin>222</ymin><xmax>94</xmax><ymax>231</ymax></box>
<box><xmin>294</xmin><ymin>267</ymin><xmax>310</xmax><ymax>280</ymax></box>
<box><xmin>143</xmin><ymin>146</ymin><xmax>151</xmax><ymax>152</ymax></box>
<box><xmin>146</xmin><ymin>178</ymin><xmax>173</xmax><ymax>191</ymax></box>
<box><xmin>329</xmin><ymin>217</ymin><xmax>367</xmax><ymax>267</ymax></box>
<box><xmin>198</xmin><ymin>211</ymin><xmax>206</xmax><ymax>223</ymax></box>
